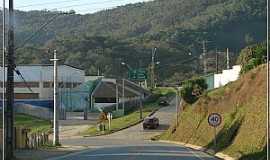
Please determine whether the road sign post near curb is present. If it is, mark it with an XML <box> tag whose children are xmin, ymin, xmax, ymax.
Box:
<box><xmin>208</xmin><ymin>113</ymin><xmax>222</xmax><ymax>153</ymax></box>
<box><xmin>107</xmin><ymin>113</ymin><xmax>112</xmax><ymax>131</ymax></box>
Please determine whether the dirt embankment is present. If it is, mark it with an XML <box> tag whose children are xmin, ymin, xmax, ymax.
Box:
<box><xmin>162</xmin><ymin>64</ymin><xmax>267</xmax><ymax>160</ymax></box>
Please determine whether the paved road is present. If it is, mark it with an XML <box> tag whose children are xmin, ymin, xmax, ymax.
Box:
<box><xmin>49</xmin><ymin>142</ymin><xmax>216</xmax><ymax>160</ymax></box>
<box><xmin>49</xmin><ymin>98</ymin><xmax>217</xmax><ymax>160</ymax></box>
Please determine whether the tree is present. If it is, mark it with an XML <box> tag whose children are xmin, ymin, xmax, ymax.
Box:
<box><xmin>180</xmin><ymin>78</ymin><xmax>208</xmax><ymax>104</ymax></box>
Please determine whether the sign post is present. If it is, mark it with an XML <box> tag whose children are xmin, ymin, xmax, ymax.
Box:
<box><xmin>208</xmin><ymin>113</ymin><xmax>222</xmax><ymax>153</ymax></box>
<box><xmin>107</xmin><ymin>113</ymin><xmax>112</xmax><ymax>130</ymax></box>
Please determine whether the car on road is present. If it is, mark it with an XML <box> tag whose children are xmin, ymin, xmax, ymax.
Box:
<box><xmin>143</xmin><ymin>117</ymin><xmax>159</xmax><ymax>129</ymax></box>
<box><xmin>158</xmin><ymin>99</ymin><xmax>169</xmax><ymax>106</ymax></box>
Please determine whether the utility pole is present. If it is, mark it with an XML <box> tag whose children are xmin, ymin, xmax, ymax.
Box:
<box><xmin>140</xmin><ymin>95</ymin><xmax>143</xmax><ymax>119</ymax></box>
<box><xmin>151</xmin><ymin>47</ymin><xmax>157</xmax><ymax>89</ymax></box>
<box><xmin>226</xmin><ymin>48</ymin><xmax>230</xmax><ymax>69</ymax></box>
<box><xmin>6</xmin><ymin>0</ymin><xmax>15</xmax><ymax>158</ymax></box>
<box><xmin>50</xmin><ymin>50</ymin><xmax>59</xmax><ymax>146</ymax></box>
<box><xmin>122</xmin><ymin>79</ymin><xmax>125</xmax><ymax>114</ymax></box>
<box><xmin>216</xmin><ymin>49</ymin><xmax>219</xmax><ymax>74</ymax></box>
<box><xmin>2</xmin><ymin>0</ymin><xmax>6</xmax><ymax>159</ymax></box>
<box><xmin>175</xmin><ymin>90</ymin><xmax>178</xmax><ymax>127</ymax></box>
<box><xmin>202</xmin><ymin>40</ymin><xmax>207</xmax><ymax>75</ymax></box>
<box><xmin>97</xmin><ymin>68</ymin><xmax>100</xmax><ymax>76</ymax></box>
<box><xmin>116</xmin><ymin>80</ymin><xmax>119</xmax><ymax>111</ymax></box>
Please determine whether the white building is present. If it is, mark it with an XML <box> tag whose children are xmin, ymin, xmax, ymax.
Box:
<box><xmin>0</xmin><ymin>64</ymin><xmax>85</xmax><ymax>100</ymax></box>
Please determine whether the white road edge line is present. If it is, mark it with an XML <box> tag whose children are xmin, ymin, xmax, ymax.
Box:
<box><xmin>46</xmin><ymin>147</ymin><xmax>101</xmax><ymax>160</ymax></box>
<box><xmin>186</xmin><ymin>147</ymin><xmax>207</xmax><ymax>160</ymax></box>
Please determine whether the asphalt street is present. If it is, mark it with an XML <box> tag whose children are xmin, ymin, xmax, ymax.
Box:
<box><xmin>48</xmin><ymin>98</ymin><xmax>218</xmax><ymax>160</ymax></box>
<box><xmin>48</xmin><ymin>142</ymin><xmax>217</xmax><ymax>160</ymax></box>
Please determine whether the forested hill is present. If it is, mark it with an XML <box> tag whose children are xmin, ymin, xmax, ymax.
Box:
<box><xmin>4</xmin><ymin>0</ymin><xmax>267</xmax><ymax>82</ymax></box>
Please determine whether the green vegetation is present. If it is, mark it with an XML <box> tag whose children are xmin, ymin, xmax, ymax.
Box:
<box><xmin>0</xmin><ymin>113</ymin><xmax>51</xmax><ymax>134</ymax></box>
<box><xmin>0</xmin><ymin>0</ymin><xmax>264</xmax><ymax>82</ymax></box>
<box><xmin>83</xmin><ymin>101</ymin><xmax>160</xmax><ymax>136</ymax></box>
<box><xmin>237</xmin><ymin>42</ymin><xmax>266</xmax><ymax>74</ymax></box>
<box><xmin>153</xmin><ymin>87</ymin><xmax>176</xmax><ymax>96</ymax></box>
<box><xmin>180</xmin><ymin>77</ymin><xmax>208</xmax><ymax>104</ymax></box>
<box><xmin>161</xmin><ymin>64</ymin><xmax>267</xmax><ymax>159</ymax></box>
<box><xmin>15</xmin><ymin>114</ymin><xmax>52</xmax><ymax>134</ymax></box>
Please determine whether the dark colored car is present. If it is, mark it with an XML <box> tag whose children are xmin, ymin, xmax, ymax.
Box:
<box><xmin>158</xmin><ymin>100</ymin><xmax>169</xmax><ymax>106</ymax></box>
<box><xmin>143</xmin><ymin>117</ymin><xmax>159</xmax><ymax>129</ymax></box>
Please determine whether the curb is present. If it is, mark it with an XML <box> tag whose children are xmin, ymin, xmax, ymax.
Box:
<box><xmin>83</xmin><ymin>108</ymin><xmax>160</xmax><ymax>137</ymax></box>
<box><xmin>158</xmin><ymin>140</ymin><xmax>235</xmax><ymax>160</ymax></box>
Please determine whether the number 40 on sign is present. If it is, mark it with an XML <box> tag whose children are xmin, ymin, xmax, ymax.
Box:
<box><xmin>208</xmin><ymin>113</ymin><xmax>222</xmax><ymax>127</ymax></box>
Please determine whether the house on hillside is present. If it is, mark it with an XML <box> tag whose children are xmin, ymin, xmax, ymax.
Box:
<box><xmin>203</xmin><ymin>65</ymin><xmax>241</xmax><ymax>90</ymax></box>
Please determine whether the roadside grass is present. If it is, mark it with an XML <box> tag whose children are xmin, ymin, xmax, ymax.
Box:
<box><xmin>160</xmin><ymin>65</ymin><xmax>267</xmax><ymax>159</ymax></box>
<box><xmin>15</xmin><ymin>114</ymin><xmax>52</xmax><ymax>134</ymax></box>
<box><xmin>0</xmin><ymin>113</ymin><xmax>51</xmax><ymax>134</ymax></box>
<box><xmin>82</xmin><ymin>101</ymin><xmax>160</xmax><ymax>136</ymax></box>
<box><xmin>153</xmin><ymin>87</ymin><xmax>176</xmax><ymax>96</ymax></box>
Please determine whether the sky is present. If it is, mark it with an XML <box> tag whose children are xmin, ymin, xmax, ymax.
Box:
<box><xmin>13</xmin><ymin>0</ymin><xmax>153</xmax><ymax>14</ymax></box>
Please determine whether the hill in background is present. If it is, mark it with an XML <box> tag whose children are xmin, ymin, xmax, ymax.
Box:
<box><xmin>0</xmin><ymin>0</ymin><xmax>266</xmax><ymax>81</ymax></box>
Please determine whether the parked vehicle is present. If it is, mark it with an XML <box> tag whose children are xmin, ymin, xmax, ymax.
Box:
<box><xmin>143</xmin><ymin>117</ymin><xmax>159</xmax><ymax>129</ymax></box>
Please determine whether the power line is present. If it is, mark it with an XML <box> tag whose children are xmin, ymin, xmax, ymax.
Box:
<box><xmin>15</xmin><ymin>0</ymin><xmax>128</xmax><ymax>10</ymax></box>
<box><xmin>157</xmin><ymin>56</ymin><xmax>198</xmax><ymax>69</ymax></box>
<box><xmin>15</xmin><ymin>11</ymin><xmax>73</xmax><ymax>51</ymax></box>
<box><xmin>55</xmin><ymin>0</ymin><xmax>127</xmax><ymax>11</ymax></box>
<box><xmin>16</xmin><ymin>0</ymin><xmax>83</xmax><ymax>8</ymax></box>
<box><xmin>14</xmin><ymin>69</ymin><xmax>34</xmax><ymax>93</ymax></box>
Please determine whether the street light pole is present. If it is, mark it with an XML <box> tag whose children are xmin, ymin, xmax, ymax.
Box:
<box><xmin>50</xmin><ymin>50</ymin><xmax>59</xmax><ymax>146</ymax></box>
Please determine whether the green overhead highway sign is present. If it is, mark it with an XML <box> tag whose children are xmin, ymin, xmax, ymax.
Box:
<box><xmin>128</xmin><ymin>69</ymin><xmax>147</xmax><ymax>81</ymax></box>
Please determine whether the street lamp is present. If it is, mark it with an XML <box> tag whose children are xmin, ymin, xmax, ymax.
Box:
<box><xmin>121</xmin><ymin>61</ymin><xmax>132</xmax><ymax>71</ymax></box>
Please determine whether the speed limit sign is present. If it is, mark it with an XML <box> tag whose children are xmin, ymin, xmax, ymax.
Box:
<box><xmin>208</xmin><ymin>113</ymin><xmax>222</xmax><ymax>127</ymax></box>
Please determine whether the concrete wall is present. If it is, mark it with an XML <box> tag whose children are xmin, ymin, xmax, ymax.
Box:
<box><xmin>14</xmin><ymin>103</ymin><xmax>53</xmax><ymax>120</ymax></box>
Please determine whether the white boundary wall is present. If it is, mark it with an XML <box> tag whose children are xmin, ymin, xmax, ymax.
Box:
<box><xmin>214</xmin><ymin>65</ymin><xmax>241</xmax><ymax>88</ymax></box>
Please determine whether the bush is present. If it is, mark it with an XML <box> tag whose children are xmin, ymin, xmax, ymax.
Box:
<box><xmin>237</xmin><ymin>42</ymin><xmax>266</xmax><ymax>74</ymax></box>
<box><xmin>180</xmin><ymin>77</ymin><xmax>207</xmax><ymax>104</ymax></box>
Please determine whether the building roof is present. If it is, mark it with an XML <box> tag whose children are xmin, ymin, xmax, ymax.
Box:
<box><xmin>15</xmin><ymin>64</ymin><xmax>84</xmax><ymax>71</ymax></box>
<box><xmin>92</xmin><ymin>79</ymin><xmax>151</xmax><ymax>98</ymax></box>
<box><xmin>92</xmin><ymin>81</ymin><xmax>138</xmax><ymax>98</ymax></box>
<box><xmin>0</xmin><ymin>64</ymin><xmax>85</xmax><ymax>82</ymax></box>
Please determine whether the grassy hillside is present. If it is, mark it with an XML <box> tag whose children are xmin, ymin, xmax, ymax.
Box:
<box><xmin>0</xmin><ymin>0</ymin><xmax>265</xmax><ymax>81</ymax></box>
<box><xmin>161</xmin><ymin>64</ymin><xmax>267</xmax><ymax>159</ymax></box>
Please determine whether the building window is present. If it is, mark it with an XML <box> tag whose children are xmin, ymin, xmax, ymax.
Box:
<box><xmin>58</xmin><ymin>82</ymin><xmax>64</xmax><ymax>88</ymax></box>
<box><xmin>43</xmin><ymin>82</ymin><xmax>52</xmax><ymax>88</ymax></box>
<box><xmin>66</xmin><ymin>83</ymin><xmax>72</xmax><ymax>88</ymax></box>
<box><xmin>15</xmin><ymin>82</ymin><xmax>39</xmax><ymax>88</ymax></box>
<box><xmin>73</xmin><ymin>83</ymin><xmax>82</xmax><ymax>88</ymax></box>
